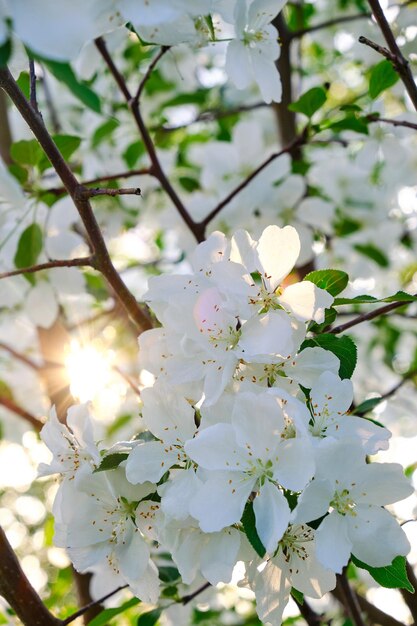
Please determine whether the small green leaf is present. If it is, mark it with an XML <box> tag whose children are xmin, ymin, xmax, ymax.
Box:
<box><xmin>405</xmin><ymin>462</ymin><xmax>417</xmax><ymax>478</ymax></box>
<box><xmin>123</xmin><ymin>141</ymin><xmax>145</xmax><ymax>168</ymax></box>
<box><xmin>94</xmin><ymin>452</ymin><xmax>129</xmax><ymax>473</ymax></box>
<box><xmin>290</xmin><ymin>588</ymin><xmax>304</xmax><ymax>605</ymax></box>
<box><xmin>0</xmin><ymin>39</ymin><xmax>12</xmax><ymax>68</ymax></box>
<box><xmin>241</xmin><ymin>502</ymin><xmax>266</xmax><ymax>558</ymax></box>
<box><xmin>289</xmin><ymin>86</ymin><xmax>327</xmax><ymax>118</ymax></box>
<box><xmin>328</xmin><ymin>114</ymin><xmax>369</xmax><ymax>135</ymax></box>
<box><xmin>10</xmin><ymin>139</ymin><xmax>43</xmax><ymax>167</ymax></box>
<box><xmin>353</xmin><ymin>396</ymin><xmax>383</xmax><ymax>415</ymax></box>
<box><xmin>301</xmin><ymin>334</ymin><xmax>357</xmax><ymax>379</ymax></box>
<box><xmin>158</xmin><ymin>566</ymin><xmax>180</xmax><ymax>583</ymax></box>
<box><xmin>308</xmin><ymin>307</ymin><xmax>337</xmax><ymax>334</ymax></box>
<box><xmin>92</xmin><ymin>119</ymin><xmax>120</xmax><ymax>148</ymax></box>
<box><xmin>14</xmin><ymin>223</ymin><xmax>43</xmax><ymax>284</ymax></box>
<box><xmin>137</xmin><ymin>608</ymin><xmax>162</xmax><ymax>625</ymax></box>
<box><xmin>352</xmin><ymin>555</ymin><xmax>414</xmax><ymax>593</ymax></box>
<box><xmin>38</xmin><ymin>134</ymin><xmax>82</xmax><ymax>171</ymax></box>
<box><xmin>333</xmin><ymin>291</ymin><xmax>417</xmax><ymax>306</ymax></box>
<box><xmin>43</xmin><ymin>60</ymin><xmax>101</xmax><ymax>113</ymax></box>
<box><xmin>0</xmin><ymin>380</ymin><xmax>14</xmax><ymax>401</ymax></box>
<box><xmin>87</xmin><ymin>598</ymin><xmax>141</xmax><ymax>626</ymax></box>
<box><xmin>303</xmin><ymin>269</ymin><xmax>349</xmax><ymax>296</ymax></box>
<box><xmin>369</xmin><ymin>60</ymin><xmax>399</xmax><ymax>99</ymax></box>
<box><xmin>16</xmin><ymin>71</ymin><xmax>30</xmax><ymax>99</ymax></box>
<box><xmin>204</xmin><ymin>14</ymin><xmax>216</xmax><ymax>40</ymax></box>
<box><xmin>354</xmin><ymin>243</ymin><xmax>389</xmax><ymax>267</ymax></box>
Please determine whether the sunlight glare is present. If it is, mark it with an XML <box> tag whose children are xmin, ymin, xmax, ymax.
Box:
<box><xmin>65</xmin><ymin>340</ymin><xmax>113</xmax><ymax>403</ymax></box>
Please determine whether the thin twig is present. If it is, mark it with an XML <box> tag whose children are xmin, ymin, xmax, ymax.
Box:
<box><xmin>47</xmin><ymin>168</ymin><xmax>153</xmax><ymax>196</ymax></box>
<box><xmin>332</xmin><ymin>583</ymin><xmax>405</xmax><ymax>626</ymax></box>
<box><xmin>113</xmin><ymin>366</ymin><xmax>141</xmax><ymax>397</ymax></box>
<box><xmin>95</xmin><ymin>37</ymin><xmax>204</xmax><ymax>243</ymax></box>
<box><xmin>0</xmin><ymin>341</ymin><xmax>39</xmax><ymax>370</ymax></box>
<box><xmin>0</xmin><ymin>396</ymin><xmax>44</xmax><ymax>431</ymax></box>
<box><xmin>199</xmin><ymin>131</ymin><xmax>308</xmax><ymax>230</ymax></box>
<box><xmin>62</xmin><ymin>584</ymin><xmax>129</xmax><ymax>625</ymax></box>
<box><xmin>358</xmin><ymin>35</ymin><xmax>395</xmax><ymax>62</ymax></box>
<box><xmin>367</xmin><ymin>113</ymin><xmax>417</xmax><ymax>131</ymax></box>
<box><xmin>294</xmin><ymin>596</ymin><xmax>328</xmax><ymax>625</ymax></box>
<box><xmin>0</xmin><ymin>256</ymin><xmax>93</xmax><ymax>280</ymax></box>
<box><xmin>29</xmin><ymin>58</ymin><xmax>41</xmax><ymax>116</ymax></box>
<box><xmin>159</xmin><ymin>102</ymin><xmax>268</xmax><ymax>131</ymax></box>
<box><xmin>181</xmin><ymin>581</ymin><xmax>211</xmax><ymax>605</ymax></box>
<box><xmin>330</xmin><ymin>296</ymin><xmax>416</xmax><ymax>334</ymax></box>
<box><xmin>291</xmin><ymin>12</ymin><xmax>371</xmax><ymax>38</ymax></box>
<box><xmin>337</xmin><ymin>570</ymin><xmax>366</xmax><ymax>626</ymax></box>
<box><xmin>84</xmin><ymin>187</ymin><xmax>142</xmax><ymax>198</ymax></box>
<box><xmin>0</xmin><ymin>66</ymin><xmax>153</xmax><ymax>332</ymax></box>
<box><xmin>365</xmin><ymin>0</ymin><xmax>417</xmax><ymax>110</ymax></box>
<box><xmin>400</xmin><ymin>561</ymin><xmax>417</xmax><ymax>622</ymax></box>
<box><xmin>133</xmin><ymin>46</ymin><xmax>170</xmax><ymax>104</ymax></box>
<box><xmin>40</xmin><ymin>65</ymin><xmax>61</xmax><ymax>133</ymax></box>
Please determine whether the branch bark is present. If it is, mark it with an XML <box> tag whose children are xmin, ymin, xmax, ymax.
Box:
<box><xmin>331</xmin><ymin>297</ymin><xmax>416</xmax><ymax>334</ymax></box>
<box><xmin>0</xmin><ymin>396</ymin><xmax>44</xmax><ymax>431</ymax></box>
<box><xmin>0</xmin><ymin>257</ymin><xmax>93</xmax><ymax>280</ymax></box>
<box><xmin>0</xmin><ymin>66</ymin><xmax>152</xmax><ymax>333</ymax></box>
<box><xmin>0</xmin><ymin>526</ymin><xmax>63</xmax><ymax>626</ymax></box>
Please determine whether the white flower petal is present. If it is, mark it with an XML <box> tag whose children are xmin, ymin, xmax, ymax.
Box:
<box><xmin>254</xmin><ymin>481</ymin><xmax>290</xmax><ymax>554</ymax></box>
<box><xmin>315</xmin><ymin>512</ymin><xmax>352</xmax><ymax>573</ymax></box>
<box><xmin>126</xmin><ymin>441</ymin><xmax>177</xmax><ymax>484</ymax></box>
<box><xmin>255</xmin><ymin>225</ymin><xmax>300</xmax><ymax>291</ymax></box>
<box><xmin>280</xmin><ymin>282</ymin><xmax>333</xmax><ymax>323</ymax></box>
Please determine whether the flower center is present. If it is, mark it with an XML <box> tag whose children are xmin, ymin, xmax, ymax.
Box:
<box><xmin>330</xmin><ymin>489</ymin><xmax>356</xmax><ymax>516</ymax></box>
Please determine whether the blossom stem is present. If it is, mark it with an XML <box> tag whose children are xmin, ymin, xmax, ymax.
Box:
<box><xmin>181</xmin><ymin>581</ymin><xmax>211</xmax><ymax>605</ymax></box>
<box><xmin>62</xmin><ymin>584</ymin><xmax>129</xmax><ymax>625</ymax></box>
<box><xmin>47</xmin><ymin>169</ymin><xmax>153</xmax><ymax>196</ymax></box>
<box><xmin>0</xmin><ymin>257</ymin><xmax>94</xmax><ymax>280</ymax></box>
<box><xmin>0</xmin><ymin>396</ymin><xmax>44</xmax><ymax>431</ymax></box>
<box><xmin>330</xmin><ymin>296</ymin><xmax>417</xmax><ymax>334</ymax></box>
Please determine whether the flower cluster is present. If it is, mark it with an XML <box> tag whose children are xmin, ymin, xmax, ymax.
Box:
<box><xmin>40</xmin><ymin>226</ymin><xmax>413</xmax><ymax>624</ymax></box>
<box><xmin>1</xmin><ymin>0</ymin><xmax>286</xmax><ymax>103</ymax></box>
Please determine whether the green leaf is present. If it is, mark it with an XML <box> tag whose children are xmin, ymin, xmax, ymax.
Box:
<box><xmin>158</xmin><ymin>565</ymin><xmax>180</xmax><ymax>583</ymax></box>
<box><xmin>38</xmin><ymin>134</ymin><xmax>82</xmax><ymax>171</ymax></box>
<box><xmin>334</xmin><ymin>291</ymin><xmax>417</xmax><ymax>306</ymax></box>
<box><xmin>354</xmin><ymin>243</ymin><xmax>389</xmax><ymax>267</ymax></box>
<box><xmin>288</xmin><ymin>86</ymin><xmax>327</xmax><ymax>118</ymax></box>
<box><xmin>353</xmin><ymin>396</ymin><xmax>383</xmax><ymax>415</ymax></box>
<box><xmin>405</xmin><ymin>462</ymin><xmax>417</xmax><ymax>479</ymax></box>
<box><xmin>0</xmin><ymin>39</ymin><xmax>12</xmax><ymax>68</ymax></box>
<box><xmin>16</xmin><ymin>71</ymin><xmax>30</xmax><ymax>99</ymax></box>
<box><xmin>290</xmin><ymin>588</ymin><xmax>304</xmax><ymax>605</ymax></box>
<box><xmin>303</xmin><ymin>269</ymin><xmax>349</xmax><ymax>296</ymax></box>
<box><xmin>137</xmin><ymin>608</ymin><xmax>162</xmax><ymax>625</ymax></box>
<box><xmin>204</xmin><ymin>14</ymin><xmax>216</xmax><ymax>40</ymax></box>
<box><xmin>241</xmin><ymin>502</ymin><xmax>266</xmax><ymax>558</ymax></box>
<box><xmin>10</xmin><ymin>139</ymin><xmax>43</xmax><ymax>167</ymax></box>
<box><xmin>369</xmin><ymin>60</ymin><xmax>399</xmax><ymax>99</ymax></box>
<box><xmin>328</xmin><ymin>115</ymin><xmax>369</xmax><ymax>135</ymax></box>
<box><xmin>43</xmin><ymin>60</ymin><xmax>101</xmax><ymax>113</ymax></box>
<box><xmin>301</xmin><ymin>334</ymin><xmax>357</xmax><ymax>379</ymax></box>
<box><xmin>14</xmin><ymin>223</ymin><xmax>43</xmax><ymax>285</ymax></box>
<box><xmin>123</xmin><ymin>141</ymin><xmax>145</xmax><ymax>168</ymax></box>
<box><xmin>308</xmin><ymin>307</ymin><xmax>337</xmax><ymax>334</ymax></box>
<box><xmin>94</xmin><ymin>452</ymin><xmax>129</xmax><ymax>473</ymax></box>
<box><xmin>352</xmin><ymin>555</ymin><xmax>414</xmax><ymax>593</ymax></box>
<box><xmin>92</xmin><ymin>119</ymin><xmax>120</xmax><ymax>148</ymax></box>
<box><xmin>88</xmin><ymin>598</ymin><xmax>141</xmax><ymax>626</ymax></box>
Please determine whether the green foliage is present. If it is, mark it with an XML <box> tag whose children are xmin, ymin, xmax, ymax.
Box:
<box><xmin>352</xmin><ymin>555</ymin><xmax>414</xmax><ymax>593</ymax></box>
<box><xmin>301</xmin><ymin>334</ymin><xmax>357</xmax><ymax>379</ymax></box>
<box><xmin>92</xmin><ymin>119</ymin><xmax>120</xmax><ymax>148</ymax></box>
<box><xmin>14</xmin><ymin>223</ymin><xmax>43</xmax><ymax>284</ymax></box>
<box><xmin>290</xmin><ymin>588</ymin><xmax>304</xmax><ymax>605</ymax></box>
<box><xmin>94</xmin><ymin>452</ymin><xmax>129</xmax><ymax>473</ymax></box>
<box><xmin>289</xmin><ymin>86</ymin><xmax>327</xmax><ymax>118</ymax></box>
<box><xmin>42</xmin><ymin>59</ymin><xmax>101</xmax><ymax>113</ymax></box>
<box><xmin>88</xmin><ymin>598</ymin><xmax>141</xmax><ymax>626</ymax></box>
<box><xmin>137</xmin><ymin>608</ymin><xmax>162</xmax><ymax>625</ymax></box>
<box><xmin>0</xmin><ymin>39</ymin><xmax>11</xmax><ymax>67</ymax></box>
<box><xmin>16</xmin><ymin>71</ymin><xmax>30</xmax><ymax>99</ymax></box>
<box><xmin>303</xmin><ymin>269</ymin><xmax>348</xmax><ymax>296</ymax></box>
<box><xmin>39</xmin><ymin>135</ymin><xmax>82</xmax><ymax>171</ymax></box>
<box><xmin>308</xmin><ymin>307</ymin><xmax>337</xmax><ymax>334</ymax></box>
<box><xmin>353</xmin><ymin>396</ymin><xmax>384</xmax><ymax>415</ymax></box>
<box><xmin>241</xmin><ymin>502</ymin><xmax>266</xmax><ymax>558</ymax></box>
<box><xmin>11</xmin><ymin>139</ymin><xmax>43</xmax><ymax>167</ymax></box>
<box><xmin>354</xmin><ymin>243</ymin><xmax>389</xmax><ymax>268</ymax></box>
<box><xmin>123</xmin><ymin>141</ymin><xmax>146</xmax><ymax>168</ymax></box>
<box><xmin>334</xmin><ymin>290</ymin><xmax>417</xmax><ymax>305</ymax></box>
<box><xmin>369</xmin><ymin>60</ymin><xmax>399</xmax><ymax>99</ymax></box>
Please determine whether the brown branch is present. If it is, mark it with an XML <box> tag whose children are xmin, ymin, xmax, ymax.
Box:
<box><xmin>294</xmin><ymin>596</ymin><xmax>328</xmax><ymax>625</ymax></box>
<box><xmin>330</xmin><ymin>296</ymin><xmax>416</xmax><ymax>334</ymax></box>
<box><xmin>366</xmin><ymin>113</ymin><xmax>417</xmax><ymax>130</ymax></box>
<box><xmin>29</xmin><ymin>58</ymin><xmax>41</xmax><ymax>116</ymax></box>
<box><xmin>365</xmin><ymin>0</ymin><xmax>417</xmax><ymax>110</ymax></box>
<box><xmin>358</xmin><ymin>35</ymin><xmax>395</xmax><ymax>62</ymax></box>
<box><xmin>0</xmin><ymin>341</ymin><xmax>39</xmax><ymax>370</ymax></box>
<box><xmin>0</xmin><ymin>66</ymin><xmax>153</xmax><ymax>333</ymax></box>
<box><xmin>181</xmin><ymin>581</ymin><xmax>211</xmax><ymax>605</ymax></box>
<box><xmin>84</xmin><ymin>187</ymin><xmax>142</xmax><ymax>198</ymax></box>
<box><xmin>0</xmin><ymin>526</ymin><xmax>63</xmax><ymax>625</ymax></box>
<box><xmin>158</xmin><ymin>102</ymin><xmax>268</xmax><ymax>131</ymax></box>
<box><xmin>0</xmin><ymin>90</ymin><xmax>12</xmax><ymax>165</ymax></box>
<box><xmin>337</xmin><ymin>571</ymin><xmax>366</xmax><ymax>626</ymax></box>
<box><xmin>47</xmin><ymin>168</ymin><xmax>153</xmax><ymax>196</ymax></box>
<box><xmin>0</xmin><ymin>256</ymin><xmax>93</xmax><ymax>280</ymax></box>
<box><xmin>291</xmin><ymin>12</ymin><xmax>371</xmax><ymax>39</ymax></box>
<box><xmin>132</xmin><ymin>46</ymin><xmax>170</xmax><ymax>104</ymax></box>
<box><xmin>62</xmin><ymin>584</ymin><xmax>128</xmax><ymax>625</ymax></box>
<box><xmin>95</xmin><ymin>37</ymin><xmax>204</xmax><ymax>243</ymax></box>
<box><xmin>400</xmin><ymin>561</ymin><xmax>417</xmax><ymax>622</ymax></box>
<box><xmin>332</xmin><ymin>584</ymin><xmax>406</xmax><ymax>626</ymax></box>
<box><xmin>0</xmin><ymin>396</ymin><xmax>44</xmax><ymax>431</ymax></box>
<box><xmin>199</xmin><ymin>131</ymin><xmax>307</xmax><ymax>231</ymax></box>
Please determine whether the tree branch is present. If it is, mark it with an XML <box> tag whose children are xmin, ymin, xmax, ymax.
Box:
<box><xmin>0</xmin><ymin>341</ymin><xmax>39</xmax><ymax>370</ymax></box>
<box><xmin>336</xmin><ymin>571</ymin><xmax>366</xmax><ymax>626</ymax></box>
<box><xmin>95</xmin><ymin>37</ymin><xmax>204</xmax><ymax>243</ymax></box>
<box><xmin>0</xmin><ymin>396</ymin><xmax>44</xmax><ymax>431</ymax></box>
<box><xmin>0</xmin><ymin>66</ymin><xmax>153</xmax><ymax>333</ymax></box>
<box><xmin>358</xmin><ymin>35</ymin><xmax>396</xmax><ymax>62</ymax></box>
<box><xmin>332</xmin><ymin>583</ymin><xmax>406</xmax><ymax>626</ymax></box>
<box><xmin>180</xmin><ymin>581</ymin><xmax>211</xmax><ymax>605</ymax></box>
<box><xmin>0</xmin><ymin>257</ymin><xmax>93</xmax><ymax>280</ymax></box>
<box><xmin>400</xmin><ymin>561</ymin><xmax>417</xmax><ymax>622</ymax></box>
<box><xmin>132</xmin><ymin>46</ymin><xmax>170</xmax><ymax>105</ymax></box>
<box><xmin>29</xmin><ymin>58</ymin><xmax>41</xmax><ymax>116</ymax></box>
<box><xmin>0</xmin><ymin>526</ymin><xmax>63</xmax><ymax>625</ymax></box>
<box><xmin>367</xmin><ymin>113</ymin><xmax>417</xmax><ymax>130</ymax></box>
<box><xmin>84</xmin><ymin>187</ymin><xmax>142</xmax><ymax>198</ymax></box>
<box><xmin>47</xmin><ymin>168</ymin><xmax>153</xmax><ymax>196</ymax></box>
<box><xmin>0</xmin><ymin>90</ymin><xmax>12</xmax><ymax>165</ymax></box>
<box><xmin>290</xmin><ymin>12</ymin><xmax>371</xmax><ymax>39</ymax></box>
<box><xmin>330</xmin><ymin>296</ymin><xmax>416</xmax><ymax>334</ymax></box>
<box><xmin>198</xmin><ymin>131</ymin><xmax>307</xmax><ymax>232</ymax></box>
<box><xmin>364</xmin><ymin>0</ymin><xmax>417</xmax><ymax>110</ymax></box>
<box><xmin>62</xmin><ymin>584</ymin><xmax>128</xmax><ymax>625</ymax></box>
<box><xmin>294</xmin><ymin>596</ymin><xmax>328</xmax><ymax>625</ymax></box>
